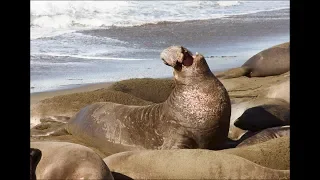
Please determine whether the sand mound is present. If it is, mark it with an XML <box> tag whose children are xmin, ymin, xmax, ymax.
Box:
<box><xmin>109</xmin><ymin>78</ymin><xmax>175</xmax><ymax>103</ymax></box>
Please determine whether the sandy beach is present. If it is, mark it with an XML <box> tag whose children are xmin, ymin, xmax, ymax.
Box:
<box><xmin>31</xmin><ymin>68</ymin><xmax>289</xmax><ymax>156</ymax></box>
<box><xmin>30</xmin><ymin>2</ymin><xmax>290</xmax><ymax>179</ymax></box>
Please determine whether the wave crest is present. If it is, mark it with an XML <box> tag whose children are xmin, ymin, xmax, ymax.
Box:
<box><xmin>31</xmin><ymin>1</ymin><xmax>289</xmax><ymax>39</ymax></box>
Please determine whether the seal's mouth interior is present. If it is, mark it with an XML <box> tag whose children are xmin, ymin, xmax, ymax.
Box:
<box><xmin>182</xmin><ymin>50</ymin><xmax>194</xmax><ymax>66</ymax></box>
<box><xmin>160</xmin><ymin>46</ymin><xmax>194</xmax><ymax>70</ymax></box>
<box><xmin>174</xmin><ymin>48</ymin><xmax>194</xmax><ymax>71</ymax></box>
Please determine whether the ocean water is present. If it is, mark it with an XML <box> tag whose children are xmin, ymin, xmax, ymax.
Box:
<box><xmin>31</xmin><ymin>1</ymin><xmax>290</xmax><ymax>93</ymax></box>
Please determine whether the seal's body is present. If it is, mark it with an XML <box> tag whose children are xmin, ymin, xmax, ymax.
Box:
<box><xmin>237</xmin><ymin>126</ymin><xmax>290</xmax><ymax>147</ymax></box>
<box><xmin>67</xmin><ymin>46</ymin><xmax>231</xmax><ymax>152</ymax></box>
<box><xmin>216</xmin><ymin>42</ymin><xmax>290</xmax><ymax>79</ymax></box>
<box><xmin>103</xmin><ymin>149</ymin><xmax>289</xmax><ymax>180</ymax></box>
<box><xmin>31</xmin><ymin>141</ymin><xmax>114</xmax><ymax>180</ymax></box>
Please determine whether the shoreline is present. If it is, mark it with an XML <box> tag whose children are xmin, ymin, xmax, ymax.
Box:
<box><xmin>31</xmin><ymin>76</ymin><xmax>176</xmax><ymax>105</ymax></box>
<box><xmin>30</xmin><ymin>66</ymin><xmax>238</xmax><ymax>105</ymax></box>
<box><xmin>31</xmin><ymin>8</ymin><xmax>289</xmax><ymax>94</ymax></box>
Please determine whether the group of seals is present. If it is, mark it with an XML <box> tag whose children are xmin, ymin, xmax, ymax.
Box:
<box><xmin>233</xmin><ymin>99</ymin><xmax>290</xmax><ymax>132</ymax></box>
<box><xmin>30</xmin><ymin>44</ymin><xmax>290</xmax><ymax>180</ymax></box>
<box><xmin>66</xmin><ymin>46</ymin><xmax>231</xmax><ymax>152</ymax></box>
<box><xmin>228</xmin><ymin>97</ymin><xmax>290</xmax><ymax>140</ymax></box>
<box><xmin>216</xmin><ymin>42</ymin><xmax>290</xmax><ymax>79</ymax></box>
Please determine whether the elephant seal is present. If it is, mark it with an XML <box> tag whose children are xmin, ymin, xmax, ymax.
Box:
<box><xmin>234</xmin><ymin>99</ymin><xmax>290</xmax><ymax>132</ymax></box>
<box><xmin>216</xmin><ymin>42</ymin><xmax>290</xmax><ymax>79</ymax></box>
<box><xmin>265</xmin><ymin>79</ymin><xmax>290</xmax><ymax>103</ymax></box>
<box><xmin>66</xmin><ymin>46</ymin><xmax>231</xmax><ymax>153</ymax></box>
<box><xmin>237</xmin><ymin>125</ymin><xmax>290</xmax><ymax>147</ymax></box>
<box><xmin>103</xmin><ymin>149</ymin><xmax>289</xmax><ymax>180</ymax></box>
<box><xmin>31</xmin><ymin>141</ymin><xmax>114</xmax><ymax>180</ymax></box>
<box><xmin>31</xmin><ymin>89</ymin><xmax>153</xmax><ymax>128</ymax></box>
<box><xmin>228</xmin><ymin>98</ymin><xmax>289</xmax><ymax>140</ymax></box>
<box><xmin>30</xmin><ymin>148</ymin><xmax>42</xmax><ymax>180</ymax></box>
<box><xmin>221</xmin><ymin>136</ymin><xmax>290</xmax><ymax>170</ymax></box>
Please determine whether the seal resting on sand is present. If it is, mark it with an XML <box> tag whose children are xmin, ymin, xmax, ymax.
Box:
<box><xmin>103</xmin><ymin>149</ymin><xmax>289</xmax><ymax>180</ymax></box>
<box><xmin>234</xmin><ymin>99</ymin><xmax>290</xmax><ymax>132</ymax></box>
<box><xmin>31</xmin><ymin>141</ymin><xmax>114</xmax><ymax>180</ymax></box>
<box><xmin>237</xmin><ymin>125</ymin><xmax>290</xmax><ymax>147</ymax></box>
<box><xmin>228</xmin><ymin>98</ymin><xmax>289</xmax><ymax>140</ymax></box>
<box><xmin>66</xmin><ymin>46</ymin><xmax>231</xmax><ymax>153</ymax></box>
<box><xmin>30</xmin><ymin>148</ymin><xmax>42</xmax><ymax>180</ymax></box>
<box><xmin>216</xmin><ymin>42</ymin><xmax>290</xmax><ymax>79</ymax></box>
<box><xmin>265</xmin><ymin>79</ymin><xmax>290</xmax><ymax>103</ymax></box>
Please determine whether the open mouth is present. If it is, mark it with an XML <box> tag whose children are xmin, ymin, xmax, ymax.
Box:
<box><xmin>174</xmin><ymin>62</ymin><xmax>183</xmax><ymax>71</ymax></box>
<box><xmin>160</xmin><ymin>46</ymin><xmax>194</xmax><ymax>70</ymax></box>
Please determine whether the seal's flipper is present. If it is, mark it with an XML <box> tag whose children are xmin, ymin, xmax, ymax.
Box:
<box><xmin>215</xmin><ymin>67</ymin><xmax>251</xmax><ymax>79</ymax></box>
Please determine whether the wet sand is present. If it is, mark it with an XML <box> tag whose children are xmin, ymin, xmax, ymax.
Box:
<box><xmin>31</xmin><ymin>8</ymin><xmax>289</xmax><ymax>93</ymax></box>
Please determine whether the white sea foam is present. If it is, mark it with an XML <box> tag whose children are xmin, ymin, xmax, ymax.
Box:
<box><xmin>217</xmin><ymin>1</ymin><xmax>240</xmax><ymax>7</ymax></box>
<box><xmin>31</xmin><ymin>1</ymin><xmax>289</xmax><ymax>39</ymax></box>
<box><xmin>31</xmin><ymin>52</ymin><xmax>149</xmax><ymax>61</ymax></box>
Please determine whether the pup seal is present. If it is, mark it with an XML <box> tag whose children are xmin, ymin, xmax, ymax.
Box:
<box><xmin>216</xmin><ymin>42</ymin><xmax>290</xmax><ymax>79</ymax></box>
<box><xmin>66</xmin><ymin>46</ymin><xmax>231</xmax><ymax>153</ymax></box>
<box><xmin>31</xmin><ymin>141</ymin><xmax>114</xmax><ymax>180</ymax></box>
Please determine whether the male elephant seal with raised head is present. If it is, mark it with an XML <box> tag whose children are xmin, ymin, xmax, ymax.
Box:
<box><xmin>31</xmin><ymin>141</ymin><xmax>114</xmax><ymax>180</ymax></box>
<box><xmin>216</xmin><ymin>42</ymin><xmax>290</xmax><ymax>79</ymax></box>
<box><xmin>66</xmin><ymin>46</ymin><xmax>231</xmax><ymax>153</ymax></box>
